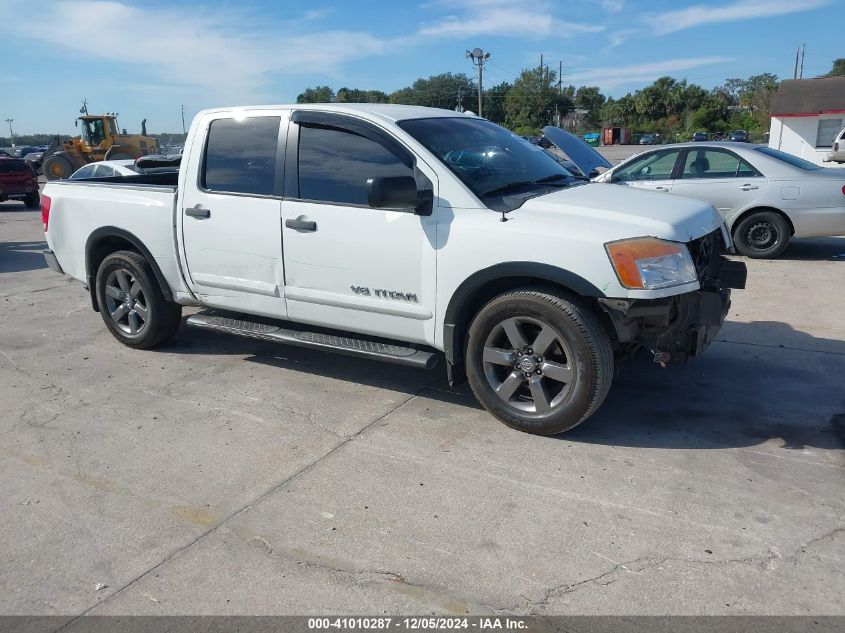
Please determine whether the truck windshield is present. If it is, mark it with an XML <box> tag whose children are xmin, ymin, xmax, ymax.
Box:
<box><xmin>398</xmin><ymin>117</ymin><xmax>577</xmax><ymax>204</ymax></box>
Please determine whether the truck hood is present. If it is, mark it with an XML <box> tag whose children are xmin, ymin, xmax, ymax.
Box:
<box><xmin>516</xmin><ymin>183</ymin><xmax>724</xmax><ymax>243</ymax></box>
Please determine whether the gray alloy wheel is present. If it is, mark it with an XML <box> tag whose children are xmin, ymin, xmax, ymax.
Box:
<box><xmin>482</xmin><ymin>316</ymin><xmax>574</xmax><ymax>414</ymax></box>
<box><xmin>103</xmin><ymin>268</ymin><xmax>149</xmax><ymax>336</ymax></box>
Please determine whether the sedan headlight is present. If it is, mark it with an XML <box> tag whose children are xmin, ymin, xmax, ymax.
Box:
<box><xmin>605</xmin><ymin>237</ymin><xmax>697</xmax><ymax>289</ymax></box>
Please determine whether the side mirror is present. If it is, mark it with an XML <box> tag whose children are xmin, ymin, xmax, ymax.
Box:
<box><xmin>367</xmin><ymin>176</ymin><xmax>432</xmax><ymax>215</ymax></box>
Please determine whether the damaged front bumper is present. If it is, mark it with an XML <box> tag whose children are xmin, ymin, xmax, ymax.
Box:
<box><xmin>600</xmin><ymin>258</ymin><xmax>747</xmax><ymax>365</ymax></box>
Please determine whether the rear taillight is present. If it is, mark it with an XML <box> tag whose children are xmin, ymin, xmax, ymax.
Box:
<box><xmin>841</xmin><ymin>185</ymin><xmax>845</xmax><ymax>197</ymax></box>
<box><xmin>41</xmin><ymin>194</ymin><xmax>51</xmax><ymax>231</ymax></box>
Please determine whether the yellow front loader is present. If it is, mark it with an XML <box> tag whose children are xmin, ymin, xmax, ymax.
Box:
<box><xmin>42</xmin><ymin>114</ymin><xmax>159</xmax><ymax>180</ymax></box>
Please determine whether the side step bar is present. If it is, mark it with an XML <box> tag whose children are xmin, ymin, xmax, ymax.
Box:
<box><xmin>185</xmin><ymin>312</ymin><xmax>439</xmax><ymax>370</ymax></box>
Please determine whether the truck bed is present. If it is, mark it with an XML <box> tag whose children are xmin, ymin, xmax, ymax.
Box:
<box><xmin>42</xmin><ymin>176</ymin><xmax>190</xmax><ymax>301</ymax></box>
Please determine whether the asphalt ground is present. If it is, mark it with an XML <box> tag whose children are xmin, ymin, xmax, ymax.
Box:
<box><xmin>0</xmin><ymin>184</ymin><xmax>843</xmax><ymax>619</ymax></box>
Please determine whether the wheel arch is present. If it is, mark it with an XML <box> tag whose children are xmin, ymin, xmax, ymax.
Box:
<box><xmin>442</xmin><ymin>262</ymin><xmax>606</xmax><ymax>365</ymax></box>
<box><xmin>728</xmin><ymin>206</ymin><xmax>795</xmax><ymax>237</ymax></box>
<box><xmin>85</xmin><ymin>227</ymin><xmax>173</xmax><ymax>311</ymax></box>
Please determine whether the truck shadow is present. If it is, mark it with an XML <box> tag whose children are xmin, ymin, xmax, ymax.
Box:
<box><xmin>0</xmin><ymin>240</ymin><xmax>48</xmax><ymax>273</ymax></box>
<box><xmin>165</xmin><ymin>319</ymin><xmax>844</xmax><ymax>452</ymax></box>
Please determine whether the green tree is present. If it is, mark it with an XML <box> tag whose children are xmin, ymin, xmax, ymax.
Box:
<box><xmin>825</xmin><ymin>58</ymin><xmax>845</xmax><ymax>77</ymax></box>
<box><xmin>336</xmin><ymin>87</ymin><xmax>388</xmax><ymax>103</ymax></box>
<box><xmin>574</xmin><ymin>86</ymin><xmax>605</xmax><ymax>128</ymax></box>
<box><xmin>296</xmin><ymin>85</ymin><xmax>335</xmax><ymax>103</ymax></box>
<box><xmin>504</xmin><ymin>67</ymin><xmax>569</xmax><ymax>134</ymax></box>
<box><xmin>389</xmin><ymin>73</ymin><xmax>474</xmax><ymax>109</ymax></box>
<box><xmin>483</xmin><ymin>81</ymin><xmax>511</xmax><ymax>124</ymax></box>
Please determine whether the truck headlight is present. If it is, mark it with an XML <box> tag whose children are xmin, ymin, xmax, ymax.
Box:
<box><xmin>605</xmin><ymin>237</ymin><xmax>697</xmax><ymax>289</ymax></box>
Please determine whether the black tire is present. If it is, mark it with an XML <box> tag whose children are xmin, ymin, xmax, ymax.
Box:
<box><xmin>42</xmin><ymin>153</ymin><xmax>75</xmax><ymax>180</ymax></box>
<box><xmin>24</xmin><ymin>192</ymin><xmax>40</xmax><ymax>209</ymax></box>
<box><xmin>465</xmin><ymin>288</ymin><xmax>614</xmax><ymax>435</ymax></box>
<box><xmin>733</xmin><ymin>210</ymin><xmax>791</xmax><ymax>259</ymax></box>
<box><xmin>95</xmin><ymin>250</ymin><xmax>182</xmax><ymax>349</ymax></box>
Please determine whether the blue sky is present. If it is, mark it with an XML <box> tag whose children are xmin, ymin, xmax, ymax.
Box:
<box><xmin>0</xmin><ymin>0</ymin><xmax>841</xmax><ymax>134</ymax></box>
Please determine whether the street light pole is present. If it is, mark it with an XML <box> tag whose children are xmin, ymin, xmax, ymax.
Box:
<box><xmin>465</xmin><ymin>48</ymin><xmax>491</xmax><ymax>117</ymax></box>
<box><xmin>4</xmin><ymin>118</ymin><xmax>14</xmax><ymax>146</ymax></box>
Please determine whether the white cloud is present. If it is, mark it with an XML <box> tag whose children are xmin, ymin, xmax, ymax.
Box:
<box><xmin>605</xmin><ymin>28</ymin><xmax>639</xmax><ymax>49</ymax></box>
<box><xmin>566</xmin><ymin>56</ymin><xmax>733</xmax><ymax>89</ymax></box>
<box><xmin>650</xmin><ymin>0</ymin><xmax>832</xmax><ymax>35</ymax></box>
<box><xmin>3</xmin><ymin>1</ymin><xmax>387</xmax><ymax>99</ymax></box>
<box><xmin>419</xmin><ymin>0</ymin><xmax>603</xmax><ymax>39</ymax></box>
<box><xmin>596</xmin><ymin>0</ymin><xmax>625</xmax><ymax>12</ymax></box>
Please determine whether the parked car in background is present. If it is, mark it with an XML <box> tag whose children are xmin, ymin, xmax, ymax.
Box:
<box><xmin>70</xmin><ymin>160</ymin><xmax>142</xmax><ymax>180</ymax></box>
<box><xmin>0</xmin><ymin>157</ymin><xmax>40</xmax><ymax>207</ymax></box>
<box><xmin>23</xmin><ymin>151</ymin><xmax>45</xmax><ymax>175</ymax></box>
<box><xmin>639</xmin><ymin>134</ymin><xmax>657</xmax><ymax>145</ymax></box>
<box><xmin>13</xmin><ymin>146</ymin><xmax>42</xmax><ymax>158</ymax></box>
<box><xmin>592</xmin><ymin>142</ymin><xmax>845</xmax><ymax>258</ymax></box>
<box><xmin>730</xmin><ymin>130</ymin><xmax>749</xmax><ymax>143</ymax></box>
<box><xmin>824</xmin><ymin>127</ymin><xmax>845</xmax><ymax>164</ymax></box>
<box><xmin>692</xmin><ymin>131</ymin><xmax>708</xmax><ymax>142</ymax></box>
<box><xmin>70</xmin><ymin>157</ymin><xmax>180</xmax><ymax>180</ymax></box>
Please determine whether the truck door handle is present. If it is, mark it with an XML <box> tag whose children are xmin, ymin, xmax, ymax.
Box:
<box><xmin>654</xmin><ymin>186</ymin><xmax>670</xmax><ymax>191</ymax></box>
<box><xmin>185</xmin><ymin>205</ymin><xmax>211</xmax><ymax>218</ymax></box>
<box><xmin>285</xmin><ymin>217</ymin><xmax>317</xmax><ymax>232</ymax></box>
<box><xmin>740</xmin><ymin>184</ymin><xmax>759</xmax><ymax>191</ymax></box>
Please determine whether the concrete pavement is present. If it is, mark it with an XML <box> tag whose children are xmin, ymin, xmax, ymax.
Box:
<box><xmin>0</xmin><ymin>198</ymin><xmax>843</xmax><ymax>616</ymax></box>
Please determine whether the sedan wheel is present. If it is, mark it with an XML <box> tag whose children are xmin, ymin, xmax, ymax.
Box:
<box><xmin>733</xmin><ymin>210</ymin><xmax>790</xmax><ymax>259</ymax></box>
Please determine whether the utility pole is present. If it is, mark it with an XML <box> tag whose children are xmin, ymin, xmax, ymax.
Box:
<box><xmin>4</xmin><ymin>118</ymin><xmax>14</xmax><ymax>146</ymax></box>
<box><xmin>181</xmin><ymin>105</ymin><xmax>186</xmax><ymax>135</ymax></box>
<box><xmin>455</xmin><ymin>86</ymin><xmax>464</xmax><ymax>113</ymax></box>
<box><xmin>539</xmin><ymin>53</ymin><xmax>544</xmax><ymax>79</ymax></box>
<box><xmin>799</xmin><ymin>43</ymin><xmax>805</xmax><ymax>79</ymax></box>
<box><xmin>465</xmin><ymin>48</ymin><xmax>491</xmax><ymax>117</ymax></box>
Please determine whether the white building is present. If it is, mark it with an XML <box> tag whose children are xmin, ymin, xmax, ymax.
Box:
<box><xmin>768</xmin><ymin>77</ymin><xmax>845</xmax><ymax>167</ymax></box>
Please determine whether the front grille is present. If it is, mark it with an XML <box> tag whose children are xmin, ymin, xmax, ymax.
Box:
<box><xmin>687</xmin><ymin>229</ymin><xmax>722</xmax><ymax>284</ymax></box>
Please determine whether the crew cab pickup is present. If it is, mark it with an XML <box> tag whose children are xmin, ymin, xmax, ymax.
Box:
<box><xmin>41</xmin><ymin>104</ymin><xmax>746</xmax><ymax>435</ymax></box>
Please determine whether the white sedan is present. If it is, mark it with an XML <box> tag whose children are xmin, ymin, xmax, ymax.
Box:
<box><xmin>542</xmin><ymin>127</ymin><xmax>845</xmax><ymax>258</ymax></box>
<box><xmin>69</xmin><ymin>159</ymin><xmax>140</xmax><ymax>180</ymax></box>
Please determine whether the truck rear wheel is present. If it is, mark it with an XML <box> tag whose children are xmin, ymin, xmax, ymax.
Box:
<box><xmin>95</xmin><ymin>250</ymin><xmax>182</xmax><ymax>349</ymax></box>
<box><xmin>465</xmin><ymin>288</ymin><xmax>614</xmax><ymax>435</ymax></box>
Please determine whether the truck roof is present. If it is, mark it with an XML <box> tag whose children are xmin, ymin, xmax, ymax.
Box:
<box><xmin>194</xmin><ymin>103</ymin><xmax>476</xmax><ymax>124</ymax></box>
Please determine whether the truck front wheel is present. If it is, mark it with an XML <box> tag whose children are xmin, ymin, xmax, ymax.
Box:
<box><xmin>465</xmin><ymin>288</ymin><xmax>614</xmax><ymax>435</ymax></box>
<box><xmin>95</xmin><ymin>250</ymin><xmax>182</xmax><ymax>349</ymax></box>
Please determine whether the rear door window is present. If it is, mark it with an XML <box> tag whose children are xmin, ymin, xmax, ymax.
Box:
<box><xmin>72</xmin><ymin>164</ymin><xmax>96</xmax><ymax>179</ymax></box>
<box><xmin>202</xmin><ymin>116</ymin><xmax>280</xmax><ymax>195</ymax></box>
<box><xmin>680</xmin><ymin>149</ymin><xmax>760</xmax><ymax>179</ymax></box>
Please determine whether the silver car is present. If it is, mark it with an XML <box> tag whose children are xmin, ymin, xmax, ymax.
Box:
<box><xmin>593</xmin><ymin>142</ymin><xmax>845</xmax><ymax>258</ymax></box>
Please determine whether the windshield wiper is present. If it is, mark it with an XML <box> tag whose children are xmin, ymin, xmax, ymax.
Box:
<box><xmin>481</xmin><ymin>174</ymin><xmax>572</xmax><ymax>197</ymax></box>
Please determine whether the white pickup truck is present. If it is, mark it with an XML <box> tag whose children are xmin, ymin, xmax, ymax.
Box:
<box><xmin>41</xmin><ymin>104</ymin><xmax>746</xmax><ymax>435</ymax></box>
